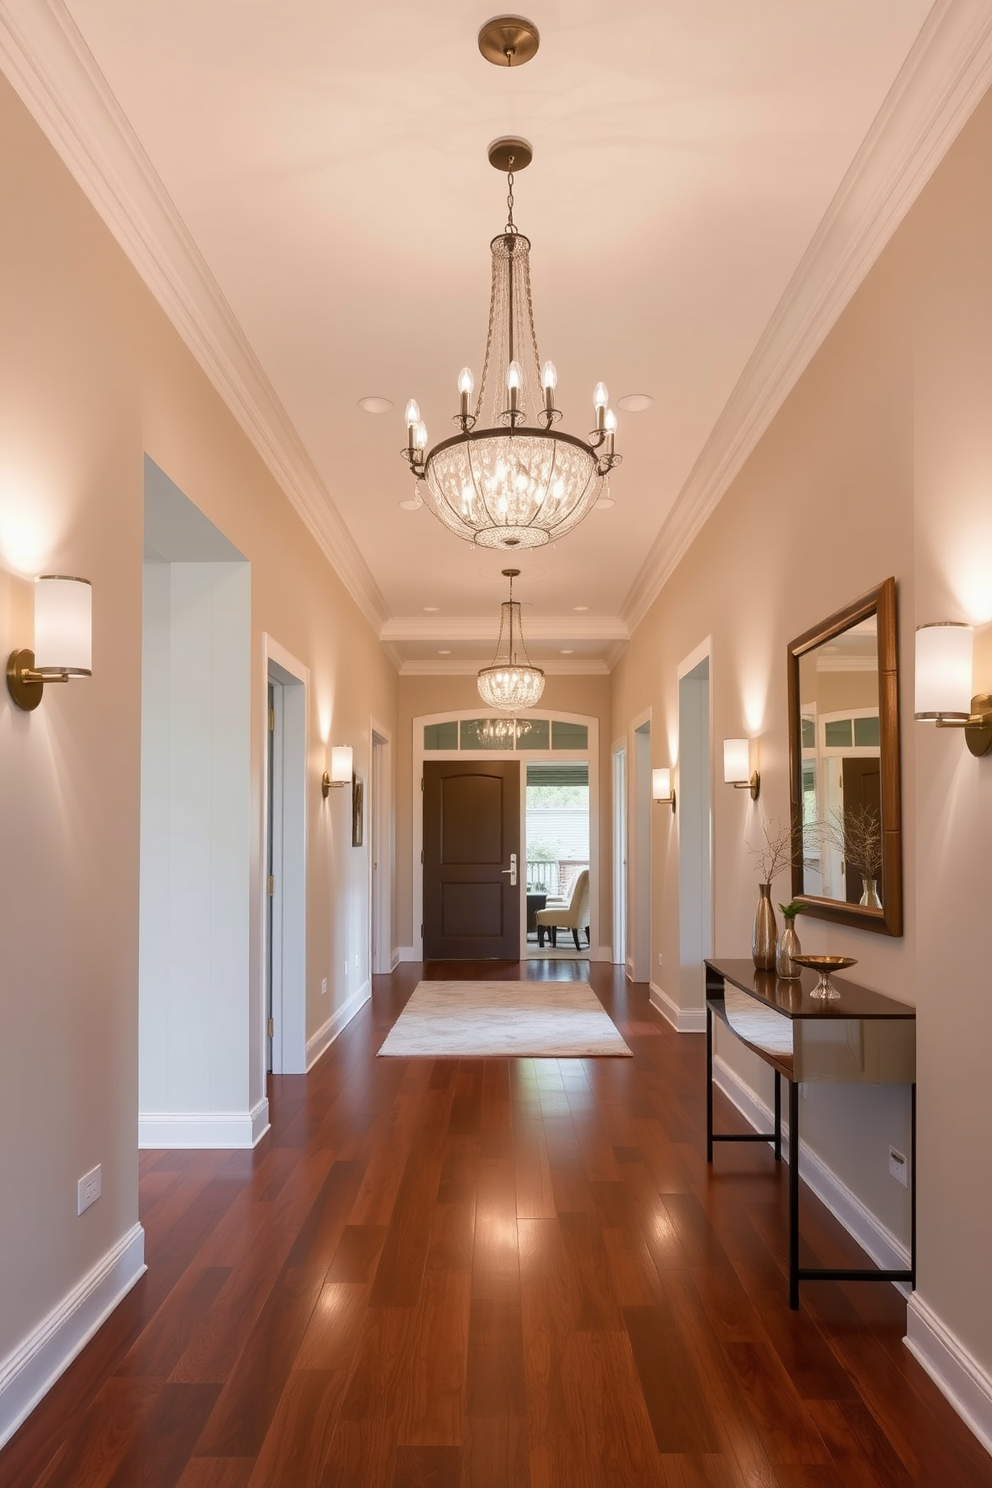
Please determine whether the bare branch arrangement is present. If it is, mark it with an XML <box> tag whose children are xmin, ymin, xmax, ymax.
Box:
<box><xmin>817</xmin><ymin>803</ymin><xmax>883</xmax><ymax>881</ymax></box>
<box><xmin>747</xmin><ymin>817</ymin><xmax>801</xmax><ymax>886</ymax></box>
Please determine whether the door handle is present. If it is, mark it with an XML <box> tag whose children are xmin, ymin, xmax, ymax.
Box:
<box><xmin>501</xmin><ymin>852</ymin><xmax>517</xmax><ymax>886</ymax></box>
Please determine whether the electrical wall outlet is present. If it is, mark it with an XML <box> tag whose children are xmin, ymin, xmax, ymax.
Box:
<box><xmin>321</xmin><ymin>977</ymin><xmax>328</xmax><ymax>996</ymax></box>
<box><xmin>888</xmin><ymin>1145</ymin><xmax>908</xmax><ymax>1187</ymax></box>
<box><xmin>354</xmin><ymin>954</ymin><xmax>359</xmax><ymax>970</ymax></box>
<box><xmin>77</xmin><ymin>1165</ymin><xmax>102</xmax><ymax>1215</ymax></box>
<box><xmin>658</xmin><ymin>952</ymin><xmax>663</xmax><ymax>966</ymax></box>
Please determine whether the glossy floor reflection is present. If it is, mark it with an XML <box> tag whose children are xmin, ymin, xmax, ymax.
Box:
<box><xmin>2</xmin><ymin>963</ymin><xmax>987</xmax><ymax>1487</ymax></box>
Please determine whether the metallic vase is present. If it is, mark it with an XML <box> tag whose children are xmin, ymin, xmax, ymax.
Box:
<box><xmin>776</xmin><ymin>919</ymin><xmax>802</xmax><ymax>978</ymax></box>
<box><xmin>752</xmin><ymin>883</ymin><xmax>777</xmax><ymax>971</ymax></box>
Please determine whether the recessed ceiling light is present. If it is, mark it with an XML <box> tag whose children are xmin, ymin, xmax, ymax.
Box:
<box><xmin>573</xmin><ymin>605</ymin><xmax>589</xmax><ymax>612</ymax></box>
<box><xmin>437</xmin><ymin>649</ymin><xmax>451</xmax><ymax>655</ymax></box>
<box><xmin>398</xmin><ymin>496</ymin><xmax>422</xmax><ymax>510</ymax></box>
<box><xmin>560</xmin><ymin>649</ymin><xmax>574</xmax><ymax>655</ymax></box>
<box><xmin>617</xmin><ymin>393</ymin><xmax>654</xmax><ymax>413</ymax></box>
<box><xmin>423</xmin><ymin>606</ymin><xmax>440</xmax><ymax>613</ymax></box>
<box><xmin>358</xmin><ymin>395</ymin><xmax>393</xmax><ymax>414</ymax></box>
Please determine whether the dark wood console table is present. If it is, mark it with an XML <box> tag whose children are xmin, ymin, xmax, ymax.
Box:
<box><xmin>704</xmin><ymin>958</ymin><xmax>916</xmax><ymax>1309</ymax></box>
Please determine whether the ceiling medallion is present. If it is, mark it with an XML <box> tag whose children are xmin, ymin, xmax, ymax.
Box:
<box><xmin>401</xmin><ymin>24</ymin><xmax>620</xmax><ymax>551</ymax></box>
<box><xmin>477</xmin><ymin>569</ymin><xmax>545</xmax><ymax>710</ymax></box>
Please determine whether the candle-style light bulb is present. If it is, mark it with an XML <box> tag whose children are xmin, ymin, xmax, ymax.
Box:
<box><xmin>507</xmin><ymin>359</ymin><xmax>522</xmax><ymax>417</ymax></box>
<box><xmin>604</xmin><ymin>406</ymin><xmax>617</xmax><ymax>455</ymax></box>
<box><xmin>541</xmin><ymin>360</ymin><xmax>557</xmax><ymax>416</ymax></box>
<box><xmin>458</xmin><ymin>367</ymin><xmax>474</xmax><ymax>422</ymax></box>
<box><xmin>593</xmin><ymin>381</ymin><xmax>609</xmax><ymax>431</ymax></box>
<box><xmin>414</xmin><ymin>420</ymin><xmax>428</xmax><ymax>451</ymax></box>
<box><xmin>405</xmin><ymin>399</ymin><xmax>420</xmax><ymax>427</ymax></box>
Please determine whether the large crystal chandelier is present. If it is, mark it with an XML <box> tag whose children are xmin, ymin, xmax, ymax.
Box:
<box><xmin>401</xmin><ymin>32</ymin><xmax>620</xmax><ymax>550</ymax></box>
<box><xmin>477</xmin><ymin>569</ymin><xmax>545</xmax><ymax>710</ymax></box>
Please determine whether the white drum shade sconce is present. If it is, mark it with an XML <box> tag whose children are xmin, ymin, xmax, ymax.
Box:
<box><xmin>322</xmin><ymin>744</ymin><xmax>354</xmax><ymax>797</ymax></box>
<box><xmin>6</xmin><ymin>575</ymin><xmax>93</xmax><ymax>711</ymax></box>
<box><xmin>915</xmin><ymin>622</ymin><xmax>992</xmax><ymax>757</ymax></box>
<box><xmin>724</xmin><ymin>738</ymin><xmax>760</xmax><ymax>799</ymax></box>
<box><xmin>652</xmin><ymin>767</ymin><xmax>676</xmax><ymax>814</ymax></box>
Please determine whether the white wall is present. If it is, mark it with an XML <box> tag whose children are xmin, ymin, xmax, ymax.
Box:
<box><xmin>139</xmin><ymin>558</ymin><xmax>254</xmax><ymax>1144</ymax></box>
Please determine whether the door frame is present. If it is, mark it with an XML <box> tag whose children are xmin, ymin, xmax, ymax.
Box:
<box><xmin>261</xmin><ymin>635</ymin><xmax>308</xmax><ymax>1076</ymax></box>
<box><xmin>410</xmin><ymin>709</ymin><xmax>600</xmax><ymax>962</ymax></box>
<box><xmin>612</xmin><ymin>739</ymin><xmax>627</xmax><ymax>967</ymax></box>
<box><xmin>629</xmin><ymin>709</ymin><xmax>652</xmax><ymax>982</ymax></box>
<box><xmin>677</xmin><ymin>640</ymin><xmax>714</xmax><ymax>1027</ymax></box>
<box><xmin>369</xmin><ymin>719</ymin><xmax>393</xmax><ymax>974</ymax></box>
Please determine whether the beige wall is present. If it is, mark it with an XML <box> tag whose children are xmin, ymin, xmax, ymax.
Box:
<box><xmin>0</xmin><ymin>72</ymin><xmax>396</xmax><ymax>1382</ymax></box>
<box><xmin>396</xmin><ymin>674</ymin><xmax>612</xmax><ymax>952</ymax></box>
<box><xmin>613</xmin><ymin>90</ymin><xmax>992</xmax><ymax>1378</ymax></box>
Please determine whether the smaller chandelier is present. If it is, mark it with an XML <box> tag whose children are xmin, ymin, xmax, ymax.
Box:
<box><xmin>478</xmin><ymin>569</ymin><xmax>545</xmax><ymax>711</ymax></box>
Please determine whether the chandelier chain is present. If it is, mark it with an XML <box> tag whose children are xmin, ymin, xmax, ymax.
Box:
<box><xmin>474</xmin><ymin>246</ymin><xmax>500</xmax><ymax>423</ymax></box>
<box><xmin>505</xmin><ymin>169</ymin><xmax>518</xmax><ymax>234</ymax></box>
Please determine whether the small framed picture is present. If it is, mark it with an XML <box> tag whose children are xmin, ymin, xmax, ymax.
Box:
<box><xmin>352</xmin><ymin>773</ymin><xmax>363</xmax><ymax>847</ymax></box>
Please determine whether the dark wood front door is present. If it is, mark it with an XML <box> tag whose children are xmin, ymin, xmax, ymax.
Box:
<box><xmin>423</xmin><ymin>760</ymin><xmax>520</xmax><ymax>959</ymax></box>
<box><xmin>842</xmin><ymin>756</ymin><xmax>882</xmax><ymax>904</ymax></box>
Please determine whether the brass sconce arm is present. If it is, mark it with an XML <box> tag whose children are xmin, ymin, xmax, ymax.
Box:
<box><xmin>730</xmin><ymin>771</ymin><xmax>761</xmax><ymax>800</ymax></box>
<box><xmin>6</xmin><ymin>649</ymin><xmax>71</xmax><ymax>711</ymax></box>
<box><xmin>932</xmin><ymin>693</ymin><xmax>992</xmax><ymax>757</ymax></box>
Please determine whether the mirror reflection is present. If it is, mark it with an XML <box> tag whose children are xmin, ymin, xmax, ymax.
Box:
<box><xmin>798</xmin><ymin>617</ymin><xmax>883</xmax><ymax>909</ymax></box>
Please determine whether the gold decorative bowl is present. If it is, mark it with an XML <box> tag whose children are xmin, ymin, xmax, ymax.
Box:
<box><xmin>791</xmin><ymin>955</ymin><xmax>857</xmax><ymax>1001</ymax></box>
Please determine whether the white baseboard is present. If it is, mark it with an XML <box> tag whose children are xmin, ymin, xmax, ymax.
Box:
<box><xmin>139</xmin><ymin>1095</ymin><xmax>269</xmax><ymax>1150</ymax></box>
<box><xmin>649</xmin><ymin>982</ymin><xmax>706</xmax><ymax>1034</ymax></box>
<box><xmin>0</xmin><ymin>1222</ymin><xmax>145</xmax><ymax>1450</ymax></box>
<box><xmin>905</xmin><ymin>1295</ymin><xmax>992</xmax><ymax>1458</ymax></box>
<box><xmin>711</xmin><ymin>1055</ymin><xmax>910</xmax><ymax>1276</ymax></box>
<box><xmin>306</xmin><ymin>979</ymin><xmax>371</xmax><ymax>1070</ymax></box>
<box><xmin>397</xmin><ymin>946</ymin><xmax>418</xmax><ymax>963</ymax></box>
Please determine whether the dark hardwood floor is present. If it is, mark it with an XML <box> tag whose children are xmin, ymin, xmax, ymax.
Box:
<box><xmin>3</xmin><ymin>962</ymin><xmax>989</xmax><ymax>1487</ymax></box>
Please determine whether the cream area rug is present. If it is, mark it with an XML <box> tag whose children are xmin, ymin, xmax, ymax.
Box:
<box><xmin>378</xmin><ymin>980</ymin><xmax>632</xmax><ymax>1059</ymax></box>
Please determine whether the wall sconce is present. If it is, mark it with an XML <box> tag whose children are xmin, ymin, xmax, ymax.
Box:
<box><xmin>321</xmin><ymin>744</ymin><xmax>354</xmax><ymax>797</ymax></box>
<box><xmin>652</xmin><ymin>767</ymin><xmax>676</xmax><ymax>813</ymax></box>
<box><xmin>6</xmin><ymin>575</ymin><xmax>92</xmax><ymax>712</ymax></box>
<box><xmin>724</xmin><ymin>738</ymin><xmax>760</xmax><ymax>799</ymax></box>
<box><xmin>915</xmin><ymin>622</ymin><xmax>992</xmax><ymax>757</ymax></box>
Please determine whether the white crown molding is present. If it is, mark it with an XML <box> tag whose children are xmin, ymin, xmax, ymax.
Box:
<box><xmin>0</xmin><ymin>0</ymin><xmax>389</xmax><ymax>633</ymax></box>
<box><xmin>398</xmin><ymin>658</ymin><xmax>610</xmax><ymax>677</ymax></box>
<box><xmin>622</xmin><ymin>0</ymin><xmax>992</xmax><ymax>632</ymax></box>
<box><xmin>381</xmin><ymin>615</ymin><xmax>630</xmax><ymax>643</ymax></box>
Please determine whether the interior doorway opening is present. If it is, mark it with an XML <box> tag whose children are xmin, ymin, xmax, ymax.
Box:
<box><xmin>524</xmin><ymin>761</ymin><xmax>590</xmax><ymax>960</ymax></box>
<box><xmin>265</xmin><ymin>646</ymin><xmax>308</xmax><ymax>1074</ymax></box>
<box><xmin>139</xmin><ymin>456</ymin><xmax>260</xmax><ymax>1146</ymax></box>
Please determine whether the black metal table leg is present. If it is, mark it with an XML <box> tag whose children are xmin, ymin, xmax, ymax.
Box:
<box><xmin>774</xmin><ymin>1070</ymin><xmax>782</xmax><ymax>1162</ymax></box>
<box><xmin>706</xmin><ymin>1004</ymin><xmax>714</xmax><ymax>1163</ymax></box>
<box><xmin>789</xmin><ymin>1078</ymin><xmax>800</xmax><ymax>1309</ymax></box>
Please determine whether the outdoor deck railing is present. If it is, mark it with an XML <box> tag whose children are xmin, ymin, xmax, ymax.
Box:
<box><xmin>526</xmin><ymin>859</ymin><xmax>589</xmax><ymax>897</ymax></box>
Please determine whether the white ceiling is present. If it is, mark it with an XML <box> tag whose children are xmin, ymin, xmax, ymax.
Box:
<box><xmin>48</xmin><ymin>1</ymin><xmax>944</xmax><ymax>664</ymax></box>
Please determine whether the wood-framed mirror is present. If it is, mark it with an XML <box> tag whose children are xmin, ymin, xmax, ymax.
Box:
<box><xmin>787</xmin><ymin>577</ymin><xmax>902</xmax><ymax>936</ymax></box>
